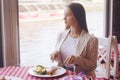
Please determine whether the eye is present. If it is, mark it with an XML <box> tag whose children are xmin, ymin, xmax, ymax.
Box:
<box><xmin>64</xmin><ymin>13</ymin><xmax>71</xmax><ymax>19</ymax></box>
<box><xmin>67</xmin><ymin>13</ymin><xmax>71</xmax><ymax>16</ymax></box>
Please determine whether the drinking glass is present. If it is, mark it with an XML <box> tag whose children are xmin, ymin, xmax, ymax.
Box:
<box><xmin>62</xmin><ymin>64</ymin><xmax>83</xmax><ymax>80</ymax></box>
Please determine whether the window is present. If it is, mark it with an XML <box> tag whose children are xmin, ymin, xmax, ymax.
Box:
<box><xmin>0</xmin><ymin>0</ymin><xmax>113</xmax><ymax>67</ymax></box>
<box><xmin>27</xmin><ymin>5</ymin><xmax>38</xmax><ymax>11</ymax></box>
<box><xmin>19</xmin><ymin>0</ymin><xmax>106</xmax><ymax>67</ymax></box>
<box><xmin>19</xmin><ymin>5</ymin><xmax>27</xmax><ymax>12</ymax></box>
<box><xmin>38</xmin><ymin>5</ymin><xmax>49</xmax><ymax>10</ymax></box>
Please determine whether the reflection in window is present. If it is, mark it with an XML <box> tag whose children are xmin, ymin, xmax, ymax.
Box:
<box><xmin>27</xmin><ymin>5</ymin><xmax>38</xmax><ymax>11</ymax></box>
<box><xmin>38</xmin><ymin>5</ymin><xmax>49</xmax><ymax>10</ymax></box>
<box><xmin>19</xmin><ymin>5</ymin><xmax>27</xmax><ymax>12</ymax></box>
<box><xmin>48</xmin><ymin>5</ymin><xmax>56</xmax><ymax>10</ymax></box>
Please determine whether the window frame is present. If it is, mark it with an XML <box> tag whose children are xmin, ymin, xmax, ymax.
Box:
<box><xmin>0</xmin><ymin>0</ymin><xmax>3</xmax><ymax>67</ymax></box>
<box><xmin>105</xmin><ymin>0</ymin><xmax>113</xmax><ymax>37</ymax></box>
<box><xmin>0</xmin><ymin>0</ymin><xmax>20</xmax><ymax>67</ymax></box>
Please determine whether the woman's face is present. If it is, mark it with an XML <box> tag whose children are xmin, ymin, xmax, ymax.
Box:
<box><xmin>64</xmin><ymin>7</ymin><xmax>77</xmax><ymax>27</ymax></box>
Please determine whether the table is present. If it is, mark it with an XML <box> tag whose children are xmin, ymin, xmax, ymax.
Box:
<box><xmin>0</xmin><ymin>66</ymin><xmax>107</xmax><ymax>80</ymax></box>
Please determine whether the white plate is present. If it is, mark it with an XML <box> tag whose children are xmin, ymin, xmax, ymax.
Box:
<box><xmin>0</xmin><ymin>76</ymin><xmax>23</xmax><ymax>80</ymax></box>
<box><xmin>28</xmin><ymin>67</ymin><xmax>66</xmax><ymax>77</ymax></box>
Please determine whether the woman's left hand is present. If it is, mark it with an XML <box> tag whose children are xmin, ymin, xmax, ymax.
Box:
<box><xmin>63</xmin><ymin>55</ymin><xmax>75</xmax><ymax>65</ymax></box>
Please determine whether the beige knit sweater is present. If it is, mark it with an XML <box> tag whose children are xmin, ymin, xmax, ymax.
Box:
<box><xmin>54</xmin><ymin>29</ymin><xmax>98</xmax><ymax>77</ymax></box>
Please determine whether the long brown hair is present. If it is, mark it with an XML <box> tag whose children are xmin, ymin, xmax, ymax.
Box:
<box><xmin>66</xmin><ymin>2</ymin><xmax>89</xmax><ymax>32</ymax></box>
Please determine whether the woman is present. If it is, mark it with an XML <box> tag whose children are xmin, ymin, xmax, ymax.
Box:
<box><xmin>50</xmin><ymin>2</ymin><xmax>98</xmax><ymax>77</ymax></box>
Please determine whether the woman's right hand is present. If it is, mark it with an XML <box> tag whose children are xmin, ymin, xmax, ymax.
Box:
<box><xmin>50</xmin><ymin>51</ymin><xmax>59</xmax><ymax>62</ymax></box>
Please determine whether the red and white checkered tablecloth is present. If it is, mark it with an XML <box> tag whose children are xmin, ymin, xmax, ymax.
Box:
<box><xmin>0</xmin><ymin>66</ymin><xmax>107</xmax><ymax>80</ymax></box>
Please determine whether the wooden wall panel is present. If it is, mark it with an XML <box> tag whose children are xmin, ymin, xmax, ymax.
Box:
<box><xmin>0</xmin><ymin>0</ymin><xmax>20</xmax><ymax>67</ymax></box>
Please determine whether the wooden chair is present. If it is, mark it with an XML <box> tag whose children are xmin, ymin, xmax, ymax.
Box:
<box><xmin>95</xmin><ymin>36</ymin><xmax>119</xmax><ymax>79</ymax></box>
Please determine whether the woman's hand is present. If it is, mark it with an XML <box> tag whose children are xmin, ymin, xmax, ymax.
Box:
<box><xmin>63</xmin><ymin>55</ymin><xmax>75</xmax><ymax>65</ymax></box>
<box><xmin>50</xmin><ymin>51</ymin><xmax>59</xmax><ymax>62</ymax></box>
